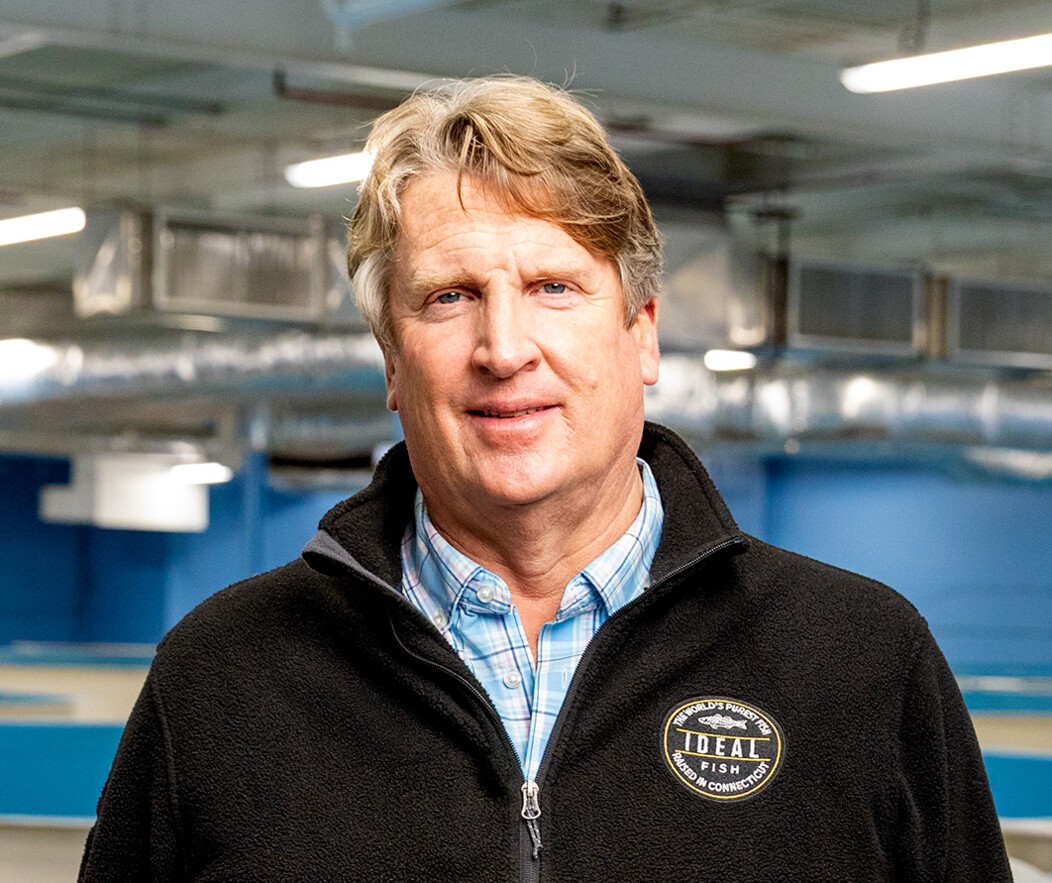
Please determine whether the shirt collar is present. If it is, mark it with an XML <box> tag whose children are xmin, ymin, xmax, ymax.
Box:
<box><xmin>567</xmin><ymin>460</ymin><xmax>663</xmax><ymax>619</ymax></box>
<box><xmin>400</xmin><ymin>459</ymin><xmax>664</xmax><ymax>628</ymax></box>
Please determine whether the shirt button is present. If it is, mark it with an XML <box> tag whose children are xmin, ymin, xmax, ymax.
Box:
<box><xmin>476</xmin><ymin>585</ymin><xmax>495</xmax><ymax>604</ymax></box>
<box><xmin>503</xmin><ymin>670</ymin><xmax>522</xmax><ymax>689</ymax></box>
<box><xmin>431</xmin><ymin>612</ymin><xmax>448</xmax><ymax>629</ymax></box>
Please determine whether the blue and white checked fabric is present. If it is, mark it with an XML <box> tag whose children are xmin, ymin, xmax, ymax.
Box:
<box><xmin>399</xmin><ymin>460</ymin><xmax>663</xmax><ymax>782</ymax></box>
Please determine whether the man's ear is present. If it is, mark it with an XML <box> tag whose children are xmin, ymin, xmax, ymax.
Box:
<box><xmin>633</xmin><ymin>298</ymin><xmax>660</xmax><ymax>386</ymax></box>
<box><xmin>383</xmin><ymin>347</ymin><xmax>400</xmax><ymax>412</ymax></box>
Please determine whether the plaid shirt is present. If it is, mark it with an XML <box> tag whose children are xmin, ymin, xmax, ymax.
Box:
<box><xmin>399</xmin><ymin>460</ymin><xmax>663</xmax><ymax>782</ymax></box>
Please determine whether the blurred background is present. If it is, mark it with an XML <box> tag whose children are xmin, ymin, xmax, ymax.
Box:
<box><xmin>0</xmin><ymin>0</ymin><xmax>1050</xmax><ymax>879</ymax></box>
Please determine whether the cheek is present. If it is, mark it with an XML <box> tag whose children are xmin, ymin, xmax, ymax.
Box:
<box><xmin>392</xmin><ymin>345</ymin><xmax>459</xmax><ymax>419</ymax></box>
<box><xmin>548</xmin><ymin>327</ymin><xmax>635</xmax><ymax>397</ymax></box>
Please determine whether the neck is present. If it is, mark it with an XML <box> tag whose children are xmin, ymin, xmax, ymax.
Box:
<box><xmin>423</xmin><ymin>462</ymin><xmax>645</xmax><ymax>654</ymax></box>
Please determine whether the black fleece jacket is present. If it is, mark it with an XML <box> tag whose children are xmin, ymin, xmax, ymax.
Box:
<box><xmin>80</xmin><ymin>424</ymin><xmax>1010</xmax><ymax>882</ymax></box>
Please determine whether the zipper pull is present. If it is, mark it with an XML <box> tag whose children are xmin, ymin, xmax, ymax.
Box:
<box><xmin>520</xmin><ymin>780</ymin><xmax>542</xmax><ymax>859</ymax></box>
<box><xmin>520</xmin><ymin>780</ymin><xmax>541</xmax><ymax>820</ymax></box>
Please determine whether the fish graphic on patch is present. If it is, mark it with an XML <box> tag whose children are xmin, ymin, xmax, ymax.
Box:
<box><xmin>696</xmin><ymin>714</ymin><xmax>747</xmax><ymax>731</ymax></box>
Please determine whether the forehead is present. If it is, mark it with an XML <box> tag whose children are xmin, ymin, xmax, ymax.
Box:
<box><xmin>394</xmin><ymin>171</ymin><xmax>603</xmax><ymax>277</ymax></box>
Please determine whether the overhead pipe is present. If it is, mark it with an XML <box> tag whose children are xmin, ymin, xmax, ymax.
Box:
<box><xmin>3</xmin><ymin>335</ymin><xmax>1050</xmax><ymax>452</ymax></box>
<box><xmin>646</xmin><ymin>355</ymin><xmax>1052</xmax><ymax>450</ymax></box>
<box><xmin>0</xmin><ymin>331</ymin><xmax>386</xmax><ymax>405</ymax></box>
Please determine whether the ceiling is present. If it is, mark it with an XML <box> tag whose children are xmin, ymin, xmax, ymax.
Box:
<box><xmin>1</xmin><ymin>0</ymin><xmax>1051</xmax><ymax>279</ymax></box>
<box><xmin>1</xmin><ymin>0</ymin><xmax>1051</xmax><ymax>471</ymax></box>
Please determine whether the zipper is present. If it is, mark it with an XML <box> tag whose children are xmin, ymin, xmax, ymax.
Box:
<box><xmin>313</xmin><ymin>548</ymin><xmax>541</xmax><ymax>882</ymax></box>
<box><xmin>649</xmin><ymin>535</ymin><xmax>747</xmax><ymax>590</ymax></box>
<box><xmin>388</xmin><ymin>616</ymin><xmax>515</xmax><ymax>755</ymax></box>
<box><xmin>520</xmin><ymin>794</ymin><xmax>541</xmax><ymax>883</ymax></box>
<box><xmin>388</xmin><ymin>617</ymin><xmax>542</xmax><ymax>882</ymax></box>
<box><xmin>521</xmin><ymin>780</ymin><xmax>542</xmax><ymax>859</ymax></box>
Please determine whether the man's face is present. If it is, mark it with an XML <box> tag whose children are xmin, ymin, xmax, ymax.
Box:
<box><xmin>384</xmin><ymin>171</ymin><xmax>659</xmax><ymax>519</ymax></box>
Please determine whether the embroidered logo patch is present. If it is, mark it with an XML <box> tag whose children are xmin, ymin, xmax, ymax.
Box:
<box><xmin>662</xmin><ymin>697</ymin><xmax>785</xmax><ymax>802</ymax></box>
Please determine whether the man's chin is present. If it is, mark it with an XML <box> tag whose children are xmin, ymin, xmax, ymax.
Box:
<box><xmin>464</xmin><ymin>461</ymin><xmax>568</xmax><ymax>511</ymax></box>
<box><xmin>471</xmin><ymin>478</ymin><xmax>560</xmax><ymax>510</ymax></box>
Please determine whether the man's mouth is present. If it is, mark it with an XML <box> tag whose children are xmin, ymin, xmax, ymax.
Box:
<box><xmin>470</xmin><ymin>405</ymin><xmax>554</xmax><ymax>419</ymax></box>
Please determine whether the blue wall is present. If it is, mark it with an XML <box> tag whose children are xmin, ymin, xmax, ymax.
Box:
<box><xmin>1</xmin><ymin>450</ymin><xmax>1050</xmax><ymax>673</ymax></box>
<box><xmin>0</xmin><ymin>453</ymin><xmax>348</xmax><ymax>645</ymax></box>
<box><xmin>697</xmin><ymin>453</ymin><xmax>1052</xmax><ymax>673</ymax></box>
<box><xmin>163</xmin><ymin>462</ymin><xmax>348</xmax><ymax>631</ymax></box>
<box><xmin>758</xmin><ymin>459</ymin><xmax>1052</xmax><ymax>671</ymax></box>
<box><xmin>0</xmin><ymin>457</ymin><xmax>83</xmax><ymax>643</ymax></box>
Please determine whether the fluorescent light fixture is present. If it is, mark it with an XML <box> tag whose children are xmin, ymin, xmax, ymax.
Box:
<box><xmin>284</xmin><ymin>150</ymin><xmax>374</xmax><ymax>188</ymax></box>
<box><xmin>703</xmin><ymin>349</ymin><xmax>758</xmax><ymax>372</ymax></box>
<box><xmin>841</xmin><ymin>31</ymin><xmax>1052</xmax><ymax>93</ymax></box>
<box><xmin>841</xmin><ymin>375</ymin><xmax>882</xmax><ymax>419</ymax></box>
<box><xmin>170</xmin><ymin>462</ymin><xmax>235</xmax><ymax>485</ymax></box>
<box><xmin>0</xmin><ymin>207</ymin><xmax>86</xmax><ymax>247</ymax></box>
<box><xmin>0</xmin><ymin>338</ymin><xmax>58</xmax><ymax>382</ymax></box>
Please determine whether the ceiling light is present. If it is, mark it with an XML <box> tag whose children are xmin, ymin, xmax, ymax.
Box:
<box><xmin>170</xmin><ymin>462</ymin><xmax>235</xmax><ymax>485</ymax></box>
<box><xmin>703</xmin><ymin>349</ymin><xmax>757</xmax><ymax>372</ymax></box>
<box><xmin>841</xmin><ymin>375</ymin><xmax>883</xmax><ymax>419</ymax></box>
<box><xmin>0</xmin><ymin>338</ymin><xmax>58</xmax><ymax>382</ymax></box>
<box><xmin>841</xmin><ymin>31</ymin><xmax>1052</xmax><ymax>93</ymax></box>
<box><xmin>284</xmin><ymin>150</ymin><xmax>374</xmax><ymax>188</ymax></box>
<box><xmin>0</xmin><ymin>207</ymin><xmax>86</xmax><ymax>247</ymax></box>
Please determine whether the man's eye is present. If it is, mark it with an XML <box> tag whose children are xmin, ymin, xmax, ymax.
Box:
<box><xmin>435</xmin><ymin>291</ymin><xmax>462</xmax><ymax>304</ymax></box>
<box><xmin>541</xmin><ymin>282</ymin><xmax>567</xmax><ymax>294</ymax></box>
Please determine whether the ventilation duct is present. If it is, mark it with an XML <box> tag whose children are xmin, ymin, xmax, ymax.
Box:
<box><xmin>0</xmin><ymin>331</ymin><xmax>385</xmax><ymax>405</ymax></box>
<box><xmin>646</xmin><ymin>355</ymin><xmax>1052</xmax><ymax>451</ymax></box>
<box><xmin>74</xmin><ymin>210</ymin><xmax>360</xmax><ymax>326</ymax></box>
<box><xmin>949</xmin><ymin>279</ymin><xmax>1052</xmax><ymax>369</ymax></box>
<box><xmin>654</xmin><ymin>214</ymin><xmax>767</xmax><ymax>351</ymax></box>
<box><xmin>3</xmin><ymin>334</ymin><xmax>1050</xmax><ymax>455</ymax></box>
<box><xmin>788</xmin><ymin>260</ymin><xmax>923</xmax><ymax>354</ymax></box>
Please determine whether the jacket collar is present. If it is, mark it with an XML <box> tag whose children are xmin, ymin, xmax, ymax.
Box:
<box><xmin>303</xmin><ymin>422</ymin><xmax>747</xmax><ymax>589</ymax></box>
<box><xmin>637</xmin><ymin>423</ymin><xmax>748</xmax><ymax>582</ymax></box>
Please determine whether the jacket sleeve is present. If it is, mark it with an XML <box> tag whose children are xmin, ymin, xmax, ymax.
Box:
<box><xmin>79</xmin><ymin>675</ymin><xmax>183</xmax><ymax>882</ymax></box>
<box><xmin>892</xmin><ymin>626</ymin><xmax>1012</xmax><ymax>882</ymax></box>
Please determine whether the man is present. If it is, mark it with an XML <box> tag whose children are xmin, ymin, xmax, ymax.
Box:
<box><xmin>81</xmin><ymin>77</ymin><xmax>1011</xmax><ymax>881</ymax></box>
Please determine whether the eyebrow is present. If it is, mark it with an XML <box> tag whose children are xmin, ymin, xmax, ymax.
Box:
<box><xmin>403</xmin><ymin>271</ymin><xmax>477</xmax><ymax>298</ymax></box>
<box><xmin>402</xmin><ymin>258</ymin><xmax>601</xmax><ymax>299</ymax></box>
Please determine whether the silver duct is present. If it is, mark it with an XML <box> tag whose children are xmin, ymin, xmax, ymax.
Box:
<box><xmin>648</xmin><ymin>355</ymin><xmax>1052</xmax><ymax>450</ymax></box>
<box><xmin>0</xmin><ymin>332</ymin><xmax>385</xmax><ymax>404</ymax></box>
<box><xmin>2</xmin><ymin>335</ymin><xmax>1050</xmax><ymax>467</ymax></box>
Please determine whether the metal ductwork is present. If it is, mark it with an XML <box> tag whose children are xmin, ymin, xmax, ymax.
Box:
<box><xmin>4</xmin><ymin>333</ymin><xmax>1049</xmax><ymax>457</ymax></box>
<box><xmin>0</xmin><ymin>332</ymin><xmax>385</xmax><ymax>405</ymax></box>
<box><xmin>647</xmin><ymin>355</ymin><xmax>1052</xmax><ymax>452</ymax></box>
<box><xmin>74</xmin><ymin>210</ymin><xmax>358</xmax><ymax>326</ymax></box>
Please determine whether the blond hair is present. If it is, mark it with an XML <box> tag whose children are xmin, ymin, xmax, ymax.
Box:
<box><xmin>347</xmin><ymin>76</ymin><xmax>662</xmax><ymax>348</ymax></box>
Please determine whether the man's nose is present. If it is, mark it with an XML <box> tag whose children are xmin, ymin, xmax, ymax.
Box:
<box><xmin>471</xmin><ymin>293</ymin><xmax>541</xmax><ymax>378</ymax></box>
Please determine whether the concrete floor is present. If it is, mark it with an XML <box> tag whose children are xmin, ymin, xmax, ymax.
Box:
<box><xmin>0</xmin><ymin>824</ymin><xmax>88</xmax><ymax>883</ymax></box>
<box><xmin>0</xmin><ymin>665</ymin><xmax>146</xmax><ymax>724</ymax></box>
<box><xmin>1005</xmin><ymin>820</ymin><xmax>1052</xmax><ymax>875</ymax></box>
